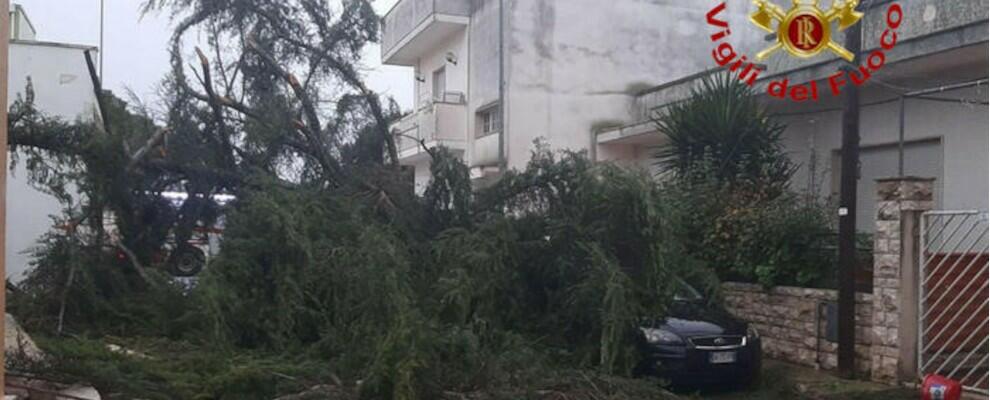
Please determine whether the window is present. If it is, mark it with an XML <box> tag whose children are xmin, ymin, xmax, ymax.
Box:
<box><xmin>479</xmin><ymin>106</ymin><xmax>502</xmax><ymax>137</ymax></box>
<box><xmin>432</xmin><ymin>67</ymin><xmax>446</xmax><ymax>101</ymax></box>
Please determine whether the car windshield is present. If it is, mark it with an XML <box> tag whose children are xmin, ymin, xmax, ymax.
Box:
<box><xmin>673</xmin><ymin>279</ymin><xmax>703</xmax><ymax>301</ymax></box>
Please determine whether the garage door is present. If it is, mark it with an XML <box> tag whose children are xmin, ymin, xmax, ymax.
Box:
<box><xmin>832</xmin><ymin>139</ymin><xmax>943</xmax><ymax>233</ymax></box>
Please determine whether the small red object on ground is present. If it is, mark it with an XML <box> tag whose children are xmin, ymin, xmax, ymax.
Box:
<box><xmin>921</xmin><ymin>374</ymin><xmax>962</xmax><ymax>400</ymax></box>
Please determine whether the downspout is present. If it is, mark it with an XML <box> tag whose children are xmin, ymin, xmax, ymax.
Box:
<box><xmin>497</xmin><ymin>0</ymin><xmax>506</xmax><ymax>169</ymax></box>
<box><xmin>897</xmin><ymin>95</ymin><xmax>905</xmax><ymax>176</ymax></box>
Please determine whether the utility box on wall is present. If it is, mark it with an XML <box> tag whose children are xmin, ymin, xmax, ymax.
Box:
<box><xmin>824</xmin><ymin>301</ymin><xmax>839</xmax><ymax>343</ymax></box>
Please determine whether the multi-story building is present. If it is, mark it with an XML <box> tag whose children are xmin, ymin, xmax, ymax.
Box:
<box><xmin>380</xmin><ymin>0</ymin><xmax>758</xmax><ymax>193</ymax></box>
<box><xmin>383</xmin><ymin>0</ymin><xmax>988</xmax><ymax>228</ymax></box>
<box><xmin>6</xmin><ymin>3</ymin><xmax>100</xmax><ymax>280</ymax></box>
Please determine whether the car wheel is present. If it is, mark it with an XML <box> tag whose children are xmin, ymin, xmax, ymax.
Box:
<box><xmin>169</xmin><ymin>245</ymin><xmax>205</xmax><ymax>277</ymax></box>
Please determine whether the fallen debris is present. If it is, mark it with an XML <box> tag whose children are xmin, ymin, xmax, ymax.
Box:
<box><xmin>5</xmin><ymin>376</ymin><xmax>101</xmax><ymax>400</ymax></box>
<box><xmin>5</xmin><ymin>314</ymin><xmax>43</xmax><ymax>363</ymax></box>
<box><xmin>105</xmin><ymin>344</ymin><xmax>150</xmax><ymax>359</ymax></box>
<box><xmin>273</xmin><ymin>384</ymin><xmax>354</xmax><ymax>400</ymax></box>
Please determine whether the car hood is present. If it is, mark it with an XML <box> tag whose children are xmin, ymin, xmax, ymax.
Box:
<box><xmin>655</xmin><ymin>301</ymin><xmax>747</xmax><ymax>338</ymax></box>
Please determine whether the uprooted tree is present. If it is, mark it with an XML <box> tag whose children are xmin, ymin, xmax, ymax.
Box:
<box><xmin>8</xmin><ymin>0</ymin><xmax>412</xmax><ymax>336</ymax></box>
<box><xmin>7</xmin><ymin>1</ymin><xmax>699</xmax><ymax>399</ymax></box>
<box><xmin>10</xmin><ymin>0</ymin><xmax>404</xmax><ymax>284</ymax></box>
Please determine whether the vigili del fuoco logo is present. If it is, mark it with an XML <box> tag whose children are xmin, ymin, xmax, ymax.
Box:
<box><xmin>706</xmin><ymin>0</ymin><xmax>904</xmax><ymax>102</ymax></box>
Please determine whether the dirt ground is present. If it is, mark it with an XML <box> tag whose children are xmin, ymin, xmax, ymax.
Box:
<box><xmin>680</xmin><ymin>360</ymin><xmax>917</xmax><ymax>400</ymax></box>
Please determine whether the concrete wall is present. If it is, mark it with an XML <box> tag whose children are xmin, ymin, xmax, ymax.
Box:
<box><xmin>10</xmin><ymin>5</ymin><xmax>36</xmax><ymax>41</ymax></box>
<box><xmin>634</xmin><ymin>0</ymin><xmax>989</xmax><ymax>118</ymax></box>
<box><xmin>9</xmin><ymin>42</ymin><xmax>97</xmax><ymax>118</ymax></box>
<box><xmin>745</xmin><ymin>0</ymin><xmax>989</xmax><ymax>88</ymax></box>
<box><xmin>501</xmin><ymin>0</ymin><xmax>757</xmax><ymax>170</ymax></box>
<box><xmin>412</xmin><ymin>159</ymin><xmax>433</xmax><ymax>194</ymax></box>
<box><xmin>465</xmin><ymin>0</ymin><xmax>501</xmax><ymax>169</ymax></box>
<box><xmin>775</xmin><ymin>83</ymin><xmax>989</xmax><ymax>232</ymax></box>
<box><xmin>388</xmin><ymin>0</ymin><xmax>988</xmax><ymax>204</ymax></box>
<box><xmin>415</xmin><ymin>29</ymin><xmax>468</xmax><ymax>108</ymax></box>
<box><xmin>6</xmin><ymin>41</ymin><xmax>98</xmax><ymax>281</ymax></box>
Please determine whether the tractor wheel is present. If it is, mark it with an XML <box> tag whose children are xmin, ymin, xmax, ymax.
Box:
<box><xmin>169</xmin><ymin>245</ymin><xmax>206</xmax><ymax>277</ymax></box>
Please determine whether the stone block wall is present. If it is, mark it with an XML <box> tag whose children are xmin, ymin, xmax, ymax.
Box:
<box><xmin>871</xmin><ymin>177</ymin><xmax>934</xmax><ymax>383</ymax></box>
<box><xmin>720</xmin><ymin>178</ymin><xmax>934</xmax><ymax>385</ymax></box>
<box><xmin>722</xmin><ymin>282</ymin><xmax>875</xmax><ymax>374</ymax></box>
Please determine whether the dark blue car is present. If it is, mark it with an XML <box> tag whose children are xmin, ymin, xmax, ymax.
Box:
<box><xmin>635</xmin><ymin>281</ymin><xmax>762</xmax><ymax>387</ymax></box>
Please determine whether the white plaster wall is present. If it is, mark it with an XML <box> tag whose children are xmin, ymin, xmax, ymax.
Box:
<box><xmin>466</xmin><ymin>0</ymin><xmax>501</xmax><ymax>168</ymax></box>
<box><xmin>776</xmin><ymin>85</ymin><xmax>989</xmax><ymax>232</ymax></box>
<box><xmin>413</xmin><ymin>159</ymin><xmax>433</xmax><ymax>195</ymax></box>
<box><xmin>409</xmin><ymin>29</ymin><xmax>469</xmax><ymax>191</ymax></box>
<box><xmin>502</xmin><ymin>0</ymin><xmax>757</xmax><ymax>170</ymax></box>
<box><xmin>9</xmin><ymin>42</ymin><xmax>97</xmax><ymax>119</ymax></box>
<box><xmin>7</xmin><ymin>42</ymin><xmax>98</xmax><ymax>281</ymax></box>
<box><xmin>415</xmin><ymin>29</ymin><xmax>468</xmax><ymax>108</ymax></box>
<box><xmin>10</xmin><ymin>7</ymin><xmax>36</xmax><ymax>41</ymax></box>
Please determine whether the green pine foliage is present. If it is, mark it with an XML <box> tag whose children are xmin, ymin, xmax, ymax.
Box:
<box><xmin>11</xmin><ymin>145</ymin><xmax>691</xmax><ymax>399</ymax></box>
<box><xmin>4</xmin><ymin>2</ymin><xmax>834</xmax><ymax>396</ymax></box>
<box><xmin>190</xmin><ymin>145</ymin><xmax>702</xmax><ymax>398</ymax></box>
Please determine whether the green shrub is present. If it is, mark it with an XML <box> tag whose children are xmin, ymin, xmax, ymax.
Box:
<box><xmin>661</xmin><ymin>160</ymin><xmax>835</xmax><ymax>288</ymax></box>
<box><xmin>651</xmin><ymin>72</ymin><xmax>835</xmax><ymax>288</ymax></box>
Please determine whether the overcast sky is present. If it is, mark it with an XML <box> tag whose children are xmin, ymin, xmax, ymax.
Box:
<box><xmin>14</xmin><ymin>0</ymin><xmax>413</xmax><ymax>109</ymax></box>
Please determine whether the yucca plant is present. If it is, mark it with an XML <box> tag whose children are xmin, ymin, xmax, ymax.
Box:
<box><xmin>653</xmin><ymin>72</ymin><xmax>796</xmax><ymax>195</ymax></box>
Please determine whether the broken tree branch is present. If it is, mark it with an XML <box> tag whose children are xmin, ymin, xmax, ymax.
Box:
<box><xmin>113</xmin><ymin>241</ymin><xmax>150</xmax><ymax>283</ymax></box>
<box><xmin>126</xmin><ymin>127</ymin><xmax>170</xmax><ymax>172</ymax></box>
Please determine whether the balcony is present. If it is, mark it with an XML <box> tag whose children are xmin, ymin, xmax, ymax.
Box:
<box><xmin>381</xmin><ymin>0</ymin><xmax>470</xmax><ymax>65</ymax></box>
<box><xmin>392</xmin><ymin>92</ymin><xmax>468</xmax><ymax>164</ymax></box>
<box><xmin>471</xmin><ymin>133</ymin><xmax>501</xmax><ymax>168</ymax></box>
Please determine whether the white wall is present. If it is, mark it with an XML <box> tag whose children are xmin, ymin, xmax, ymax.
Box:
<box><xmin>6</xmin><ymin>41</ymin><xmax>98</xmax><ymax>281</ymax></box>
<box><xmin>413</xmin><ymin>159</ymin><xmax>432</xmax><ymax>195</ymax></box>
<box><xmin>9</xmin><ymin>42</ymin><xmax>97</xmax><ymax>118</ymax></box>
<box><xmin>465</xmin><ymin>0</ymin><xmax>501</xmax><ymax>169</ymax></box>
<box><xmin>407</xmin><ymin>27</ymin><xmax>469</xmax><ymax>192</ymax></box>
<box><xmin>776</xmin><ymin>85</ymin><xmax>989</xmax><ymax>232</ymax></box>
<box><xmin>502</xmin><ymin>0</ymin><xmax>756</xmax><ymax>170</ymax></box>
<box><xmin>10</xmin><ymin>5</ymin><xmax>36</xmax><ymax>41</ymax></box>
<box><xmin>415</xmin><ymin>30</ymin><xmax>467</xmax><ymax>107</ymax></box>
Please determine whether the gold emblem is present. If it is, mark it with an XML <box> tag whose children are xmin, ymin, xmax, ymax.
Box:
<box><xmin>750</xmin><ymin>0</ymin><xmax>863</xmax><ymax>62</ymax></box>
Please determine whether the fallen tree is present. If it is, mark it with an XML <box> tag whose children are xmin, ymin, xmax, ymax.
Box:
<box><xmin>4</xmin><ymin>2</ymin><xmax>716</xmax><ymax>398</ymax></box>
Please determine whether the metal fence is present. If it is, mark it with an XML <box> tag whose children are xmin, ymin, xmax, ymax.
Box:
<box><xmin>919</xmin><ymin>210</ymin><xmax>989</xmax><ymax>394</ymax></box>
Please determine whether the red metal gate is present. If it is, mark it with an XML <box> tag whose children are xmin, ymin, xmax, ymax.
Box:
<box><xmin>919</xmin><ymin>211</ymin><xmax>989</xmax><ymax>394</ymax></box>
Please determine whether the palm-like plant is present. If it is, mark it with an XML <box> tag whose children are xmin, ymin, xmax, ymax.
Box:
<box><xmin>653</xmin><ymin>72</ymin><xmax>795</xmax><ymax>193</ymax></box>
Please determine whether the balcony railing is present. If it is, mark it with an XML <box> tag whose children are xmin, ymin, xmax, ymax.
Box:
<box><xmin>472</xmin><ymin>132</ymin><xmax>501</xmax><ymax>168</ymax></box>
<box><xmin>392</xmin><ymin>92</ymin><xmax>467</xmax><ymax>160</ymax></box>
<box><xmin>381</xmin><ymin>0</ymin><xmax>470</xmax><ymax>65</ymax></box>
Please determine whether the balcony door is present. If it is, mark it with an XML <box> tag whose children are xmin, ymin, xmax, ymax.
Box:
<box><xmin>432</xmin><ymin>67</ymin><xmax>446</xmax><ymax>103</ymax></box>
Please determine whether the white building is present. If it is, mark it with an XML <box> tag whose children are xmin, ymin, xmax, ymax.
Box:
<box><xmin>382</xmin><ymin>0</ymin><xmax>989</xmax><ymax>230</ymax></box>
<box><xmin>381</xmin><ymin>0</ymin><xmax>757</xmax><ymax>193</ymax></box>
<box><xmin>6</xmin><ymin>4</ymin><xmax>99</xmax><ymax>280</ymax></box>
<box><xmin>599</xmin><ymin>0</ymin><xmax>989</xmax><ymax>232</ymax></box>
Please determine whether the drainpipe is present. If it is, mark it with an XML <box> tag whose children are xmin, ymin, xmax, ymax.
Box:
<box><xmin>897</xmin><ymin>95</ymin><xmax>905</xmax><ymax>176</ymax></box>
<box><xmin>497</xmin><ymin>0</ymin><xmax>506</xmax><ymax>169</ymax></box>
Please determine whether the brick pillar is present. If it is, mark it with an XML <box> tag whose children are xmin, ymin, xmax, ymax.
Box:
<box><xmin>871</xmin><ymin>177</ymin><xmax>934</xmax><ymax>383</ymax></box>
